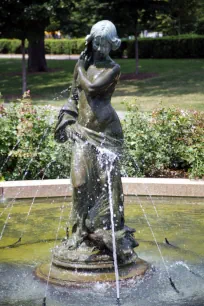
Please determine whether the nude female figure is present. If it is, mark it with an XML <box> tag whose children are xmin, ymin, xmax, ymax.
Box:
<box><xmin>55</xmin><ymin>21</ymin><xmax>138</xmax><ymax>262</ymax></box>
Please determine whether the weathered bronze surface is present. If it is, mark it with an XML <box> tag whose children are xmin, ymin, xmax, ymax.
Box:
<box><xmin>36</xmin><ymin>259</ymin><xmax>149</xmax><ymax>286</ymax></box>
<box><xmin>53</xmin><ymin>21</ymin><xmax>140</xmax><ymax>272</ymax></box>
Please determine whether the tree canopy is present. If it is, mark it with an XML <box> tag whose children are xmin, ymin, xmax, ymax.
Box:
<box><xmin>0</xmin><ymin>0</ymin><xmax>203</xmax><ymax>76</ymax></box>
<box><xmin>0</xmin><ymin>1</ymin><xmax>73</xmax><ymax>72</ymax></box>
<box><xmin>154</xmin><ymin>0</ymin><xmax>198</xmax><ymax>35</ymax></box>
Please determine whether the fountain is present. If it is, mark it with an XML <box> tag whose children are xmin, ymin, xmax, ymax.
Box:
<box><xmin>0</xmin><ymin>20</ymin><xmax>204</xmax><ymax>306</ymax></box>
<box><xmin>36</xmin><ymin>20</ymin><xmax>149</xmax><ymax>292</ymax></box>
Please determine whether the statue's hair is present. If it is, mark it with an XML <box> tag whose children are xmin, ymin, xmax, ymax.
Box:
<box><xmin>85</xmin><ymin>20</ymin><xmax>121</xmax><ymax>51</ymax></box>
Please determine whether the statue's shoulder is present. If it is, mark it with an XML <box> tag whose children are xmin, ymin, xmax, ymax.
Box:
<box><xmin>109</xmin><ymin>59</ymin><xmax>120</xmax><ymax>75</ymax></box>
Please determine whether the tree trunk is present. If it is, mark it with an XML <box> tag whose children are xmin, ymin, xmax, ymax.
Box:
<box><xmin>28</xmin><ymin>35</ymin><xmax>48</xmax><ymax>72</ymax></box>
<box><xmin>21</xmin><ymin>39</ymin><xmax>27</xmax><ymax>94</ymax></box>
<box><xmin>135</xmin><ymin>25</ymin><xmax>139</xmax><ymax>75</ymax></box>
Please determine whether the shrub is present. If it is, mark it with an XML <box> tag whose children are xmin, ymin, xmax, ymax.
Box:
<box><xmin>1</xmin><ymin>35</ymin><xmax>204</xmax><ymax>58</ymax></box>
<box><xmin>0</xmin><ymin>39</ymin><xmax>28</xmax><ymax>54</ymax></box>
<box><xmin>126</xmin><ymin>35</ymin><xmax>204</xmax><ymax>59</ymax></box>
<box><xmin>0</xmin><ymin>92</ymin><xmax>71</xmax><ymax>181</ymax></box>
<box><xmin>0</xmin><ymin>96</ymin><xmax>203</xmax><ymax>180</ymax></box>
<box><xmin>43</xmin><ymin>38</ymin><xmax>85</xmax><ymax>55</ymax></box>
<box><xmin>122</xmin><ymin>103</ymin><xmax>204</xmax><ymax>179</ymax></box>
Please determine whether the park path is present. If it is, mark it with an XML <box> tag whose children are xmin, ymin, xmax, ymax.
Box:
<box><xmin>0</xmin><ymin>54</ymin><xmax>79</xmax><ymax>60</ymax></box>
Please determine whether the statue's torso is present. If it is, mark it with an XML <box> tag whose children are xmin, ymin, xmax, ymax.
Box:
<box><xmin>77</xmin><ymin>63</ymin><xmax>123</xmax><ymax>139</ymax></box>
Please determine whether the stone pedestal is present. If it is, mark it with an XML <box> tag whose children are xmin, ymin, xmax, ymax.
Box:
<box><xmin>36</xmin><ymin>244</ymin><xmax>149</xmax><ymax>286</ymax></box>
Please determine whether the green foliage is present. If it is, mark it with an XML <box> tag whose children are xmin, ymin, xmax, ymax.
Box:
<box><xmin>126</xmin><ymin>35</ymin><xmax>204</xmax><ymax>58</ymax></box>
<box><xmin>0</xmin><ymin>38</ymin><xmax>85</xmax><ymax>55</ymax></box>
<box><xmin>0</xmin><ymin>39</ymin><xmax>27</xmax><ymax>54</ymax></box>
<box><xmin>45</xmin><ymin>38</ymin><xmax>85</xmax><ymax>55</ymax></box>
<box><xmin>122</xmin><ymin>104</ymin><xmax>204</xmax><ymax>179</ymax></box>
<box><xmin>0</xmin><ymin>91</ymin><xmax>71</xmax><ymax>181</ymax></box>
<box><xmin>195</xmin><ymin>18</ymin><xmax>204</xmax><ymax>35</ymax></box>
<box><xmin>0</xmin><ymin>1</ymin><xmax>74</xmax><ymax>40</ymax></box>
<box><xmin>1</xmin><ymin>35</ymin><xmax>204</xmax><ymax>59</ymax></box>
<box><xmin>94</xmin><ymin>0</ymin><xmax>168</xmax><ymax>37</ymax></box>
<box><xmin>0</xmin><ymin>94</ymin><xmax>203</xmax><ymax>181</ymax></box>
<box><xmin>154</xmin><ymin>0</ymin><xmax>198</xmax><ymax>35</ymax></box>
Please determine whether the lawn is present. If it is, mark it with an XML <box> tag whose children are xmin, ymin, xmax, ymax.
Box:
<box><xmin>0</xmin><ymin>58</ymin><xmax>204</xmax><ymax>112</ymax></box>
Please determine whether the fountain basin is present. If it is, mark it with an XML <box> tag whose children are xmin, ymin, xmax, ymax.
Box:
<box><xmin>0</xmin><ymin>196</ymin><xmax>203</xmax><ymax>306</ymax></box>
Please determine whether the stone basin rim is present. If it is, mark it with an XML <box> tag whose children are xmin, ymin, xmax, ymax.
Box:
<box><xmin>0</xmin><ymin>178</ymin><xmax>204</xmax><ymax>198</ymax></box>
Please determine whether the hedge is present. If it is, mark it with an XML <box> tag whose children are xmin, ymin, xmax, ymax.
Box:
<box><xmin>45</xmin><ymin>38</ymin><xmax>85</xmax><ymax>55</ymax></box>
<box><xmin>0</xmin><ymin>38</ymin><xmax>85</xmax><ymax>55</ymax></box>
<box><xmin>0</xmin><ymin>39</ymin><xmax>26</xmax><ymax>54</ymax></box>
<box><xmin>0</xmin><ymin>35</ymin><xmax>204</xmax><ymax>58</ymax></box>
<box><xmin>126</xmin><ymin>35</ymin><xmax>204</xmax><ymax>59</ymax></box>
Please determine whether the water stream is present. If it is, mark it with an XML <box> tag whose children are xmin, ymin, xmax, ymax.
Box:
<box><xmin>106</xmin><ymin>157</ymin><xmax>120</xmax><ymax>302</ymax></box>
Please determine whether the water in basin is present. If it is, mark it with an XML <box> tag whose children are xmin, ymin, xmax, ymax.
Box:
<box><xmin>0</xmin><ymin>196</ymin><xmax>203</xmax><ymax>306</ymax></box>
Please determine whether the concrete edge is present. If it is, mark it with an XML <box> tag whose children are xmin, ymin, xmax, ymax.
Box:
<box><xmin>0</xmin><ymin>178</ymin><xmax>204</xmax><ymax>199</ymax></box>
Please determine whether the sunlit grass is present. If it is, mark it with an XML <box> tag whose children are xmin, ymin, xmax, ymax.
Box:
<box><xmin>0</xmin><ymin>58</ymin><xmax>204</xmax><ymax>111</ymax></box>
<box><xmin>113</xmin><ymin>58</ymin><xmax>204</xmax><ymax>111</ymax></box>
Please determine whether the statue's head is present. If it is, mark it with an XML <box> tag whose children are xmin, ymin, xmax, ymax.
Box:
<box><xmin>86</xmin><ymin>20</ymin><xmax>121</xmax><ymax>56</ymax></box>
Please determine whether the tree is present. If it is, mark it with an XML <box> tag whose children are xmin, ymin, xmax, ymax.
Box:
<box><xmin>0</xmin><ymin>1</ymin><xmax>73</xmax><ymax>76</ymax></box>
<box><xmin>195</xmin><ymin>0</ymin><xmax>204</xmax><ymax>34</ymax></box>
<box><xmin>60</xmin><ymin>0</ymin><xmax>169</xmax><ymax>74</ymax></box>
<box><xmin>59</xmin><ymin>0</ymin><xmax>100</xmax><ymax>38</ymax></box>
<box><xmin>154</xmin><ymin>0</ymin><xmax>198</xmax><ymax>35</ymax></box>
<box><xmin>94</xmin><ymin>0</ymin><xmax>169</xmax><ymax>74</ymax></box>
<box><xmin>0</xmin><ymin>0</ymin><xmax>29</xmax><ymax>92</ymax></box>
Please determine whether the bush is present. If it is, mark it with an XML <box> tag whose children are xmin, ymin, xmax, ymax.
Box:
<box><xmin>0</xmin><ymin>39</ymin><xmax>25</xmax><ymax>54</ymax></box>
<box><xmin>0</xmin><ymin>92</ymin><xmax>71</xmax><ymax>181</ymax></box>
<box><xmin>44</xmin><ymin>38</ymin><xmax>85</xmax><ymax>55</ymax></box>
<box><xmin>0</xmin><ymin>96</ymin><xmax>203</xmax><ymax>181</ymax></box>
<box><xmin>1</xmin><ymin>35</ymin><xmax>204</xmax><ymax>58</ymax></box>
<box><xmin>126</xmin><ymin>35</ymin><xmax>204</xmax><ymax>59</ymax></box>
<box><xmin>122</xmin><ymin>104</ymin><xmax>204</xmax><ymax>179</ymax></box>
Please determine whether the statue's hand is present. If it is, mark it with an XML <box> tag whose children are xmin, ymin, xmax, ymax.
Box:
<box><xmin>79</xmin><ymin>50</ymin><xmax>91</xmax><ymax>70</ymax></box>
<box><xmin>80</xmin><ymin>50</ymin><xmax>86</xmax><ymax>60</ymax></box>
<box><xmin>78</xmin><ymin>58</ymin><xmax>86</xmax><ymax>69</ymax></box>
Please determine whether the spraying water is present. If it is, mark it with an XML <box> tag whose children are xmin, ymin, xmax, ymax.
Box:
<box><xmin>135</xmin><ymin>194</ymin><xmax>180</xmax><ymax>293</ymax></box>
<box><xmin>0</xmin><ymin>128</ymin><xmax>50</xmax><ymax>241</ymax></box>
<box><xmin>43</xmin><ymin>188</ymin><xmax>69</xmax><ymax>305</ymax></box>
<box><xmin>97</xmin><ymin>147</ymin><xmax>121</xmax><ymax>303</ymax></box>
<box><xmin>107</xmin><ymin>159</ymin><xmax>120</xmax><ymax>301</ymax></box>
<box><xmin>21</xmin><ymin>127</ymin><xmax>50</xmax><ymax>180</ymax></box>
<box><xmin>0</xmin><ymin>139</ymin><xmax>21</xmax><ymax>174</ymax></box>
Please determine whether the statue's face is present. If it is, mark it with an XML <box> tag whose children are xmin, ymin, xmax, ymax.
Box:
<box><xmin>92</xmin><ymin>36</ymin><xmax>111</xmax><ymax>57</ymax></box>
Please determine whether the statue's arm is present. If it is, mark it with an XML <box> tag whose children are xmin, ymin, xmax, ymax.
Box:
<box><xmin>77</xmin><ymin>63</ymin><xmax>120</xmax><ymax>95</ymax></box>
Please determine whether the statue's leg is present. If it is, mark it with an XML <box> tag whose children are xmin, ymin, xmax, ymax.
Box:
<box><xmin>67</xmin><ymin>142</ymin><xmax>97</xmax><ymax>249</ymax></box>
<box><xmin>98</xmin><ymin>156</ymin><xmax>124</xmax><ymax>230</ymax></box>
<box><xmin>86</xmin><ymin>154</ymin><xmax>124</xmax><ymax>232</ymax></box>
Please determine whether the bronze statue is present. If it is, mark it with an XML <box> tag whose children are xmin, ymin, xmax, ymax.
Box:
<box><xmin>54</xmin><ymin>20</ymin><xmax>138</xmax><ymax>265</ymax></box>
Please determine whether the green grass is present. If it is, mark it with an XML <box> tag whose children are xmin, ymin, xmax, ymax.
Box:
<box><xmin>114</xmin><ymin>58</ymin><xmax>204</xmax><ymax>111</ymax></box>
<box><xmin>0</xmin><ymin>59</ymin><xmax>76</xmax><ymax>106</ymax></box>
<box><xmin>0</xmin><ymin>58</ymin><xmax>204</xmax><ymax>111</ymax></box>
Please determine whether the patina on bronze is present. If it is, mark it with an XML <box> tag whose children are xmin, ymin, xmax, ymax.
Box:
<box><xmin>36</xmin><ymin>21</ymin><xmax>149</xmax><ymax>285</ymax></box>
